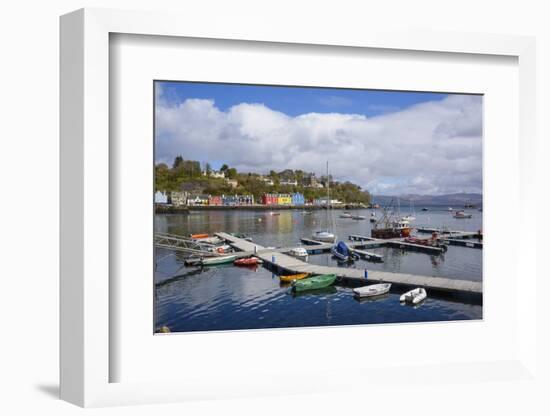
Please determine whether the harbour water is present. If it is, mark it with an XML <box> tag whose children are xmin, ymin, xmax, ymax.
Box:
<box><xmin>155</xmin><ymin>207</ymin><xmax>482</xmax><ymax>333</ymax></box>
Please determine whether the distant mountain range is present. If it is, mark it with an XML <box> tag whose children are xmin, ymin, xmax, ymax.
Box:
<box><xmin>372</xmin><ymin>193</ymin><xmax>482</xmax><ymax>207</ymax></box>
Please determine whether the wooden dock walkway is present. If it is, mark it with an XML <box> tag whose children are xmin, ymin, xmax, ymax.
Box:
<box><xmin>215</xmin><ymin>232</ymin><xmax>482</xmax><ymax>301</ymax></box>
<box><xmin>300</xmin><ymin>237</ymin><xmax>383</xmax><ymax>261</ymax></box>
<box><xmin>348</xmin><ymin>234</ymin><xmax>446</xmax><ymax>254</ymax></box>
<box><xmin>442</xmin><ymin>238</ymin><xmax>483</xmax><ymax>249</ymax></box>
<box><xmin>416</xmin><ymin>227</ymin><xmax>482</xmax><ymax>239</ymax></box>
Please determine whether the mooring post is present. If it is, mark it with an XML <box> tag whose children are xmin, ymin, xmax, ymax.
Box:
<box><xmin>254</xmin><ymin>245</ymin><xmax>257</xmax><ymax>254</ymax></box>
<box><xmin>364</xmin><ymin>269</ymin><xmax>368</xmax><ymax>280</ymax></box>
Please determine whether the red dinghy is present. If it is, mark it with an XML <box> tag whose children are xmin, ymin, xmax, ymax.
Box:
<box><xmin>234</xmin><ymin>257</ymin><xmax>262</xmax><ymax>266</ymax></box>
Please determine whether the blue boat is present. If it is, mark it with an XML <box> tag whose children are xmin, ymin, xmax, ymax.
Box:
<box><xmin>331</xmin><ymin>241</ymin><xmax>354</xmax><ymax>262</ymax></box>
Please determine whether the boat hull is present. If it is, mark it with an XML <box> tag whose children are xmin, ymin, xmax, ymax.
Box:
<box><xmin>292</xmin><ymin>274</ymin><xmax>337</xmax><ymax>292</ymax></box>
<box><xmin>279</xmin><ymin>273</ymin><xmax>309</xmax><ymax>283</ymax></box>
<box><xmin>234</xmin><ymin>257</ymin><xmax>261</xmax><ymax>266</ymax></box>
<box><xmin>400</xmin><ymin>288</ymin><xmax>427</xmax><ymax>304</ymax></box>
<box><xmin>201</xmin><ymin>255</ymin><xmax>237</xmax><ymax>266</ymax></box>
<box><xmin>331</xmin><ymin>247</ymin><xmax>349</xmax><ymax>262</ymax></box>
<box><xmin>312</xmin><ymin>232</ymin><xmax>336</xmax><ymax>243</ymax></box>
<box><xmin>353</xmin><ymin>283</ymin><xmax>391</xmax><ymax>298</ymax></box>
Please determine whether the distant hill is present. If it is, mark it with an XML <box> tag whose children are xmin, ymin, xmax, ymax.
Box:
<box><xmin>372</xmin><ymin>193</ymin><xmax>482</xmax><ymax>208</ymax></box>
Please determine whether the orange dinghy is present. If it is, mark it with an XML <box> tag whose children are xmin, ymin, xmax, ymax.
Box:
<box><xmin>234</xmin><ymin>257</ymin><xmax>262</xmax><ymax>267</ymax></box>
<box><xmin>190</xmin><ymin>233</ymin><xmax>209</xmax><ymax>239</ymax></box>
<box><xmin>279</xmin><ymin>273</ymin><xmax>309</xmax><ymax>283</ymax></box>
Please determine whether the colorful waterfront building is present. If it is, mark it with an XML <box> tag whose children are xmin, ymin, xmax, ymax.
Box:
<box><xmin>222</xmin><ymin>195</ymin><xmax>238</xmax><ymax>206</ymax></box>
<box><xmin>170</xmin><ymin>191</ymin><xmax>188</xmax><ymax>206</ymax></box>
<box><xmin>278</xmin><ymin>194</ymin><xmax>292</xmax><ymax>205</ymax></box>
<box><xmin>237</xmin><ymin>195</ymin><xmax>254</xmax><ymax>205</ymax></box>
<box><xmin>262</xmin><ymin>193</ymin><xmax>278</xmax><ymax>205</ymax></box>
<box><xmin>291</xmin><ymin>192</ymin><xmax>305</xmax><ymax>206</ymax></box>
<box><xmin>209</xmin><ymin>195</ymin><xmax>222</xmax><ymax>206</ymax></box>
<box><xmin>187</xmin><ymin>194</ymin><xmax>209</xmax><ymax>206</ymax></box>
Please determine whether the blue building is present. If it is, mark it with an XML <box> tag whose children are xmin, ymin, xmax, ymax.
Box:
<box><xmin>222</xmin><ymin>195</ymin><xmax>238</xmax><ymax>206</ymax></box>
<box><xmin>291</xmin><ymin>192</ymin><xmax>305</xmax><ymax>206</ymax></box>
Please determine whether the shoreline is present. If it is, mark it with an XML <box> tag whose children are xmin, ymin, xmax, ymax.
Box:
<box><xmin>155</xmin><ymin>204</ymin><xmax>369</xmax><ymax>214</ymax></box>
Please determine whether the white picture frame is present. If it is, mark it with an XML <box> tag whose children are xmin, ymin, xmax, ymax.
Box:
<box><xmin>60</xmin><ymin>7</ymin><xmax>538</xmax><ymax>408</ymax></box>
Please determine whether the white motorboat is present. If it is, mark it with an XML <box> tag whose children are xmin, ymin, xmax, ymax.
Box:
<box><xmin>400</xmin><ymin>287</ymin><xmax>427</xmax><ymax>304</ymax></box>
<box><xmin>453</xmin><ymin>210</ymin><xmax>472</xmax><ymax>219</ymax></box>
<box><xmin>288</xmin><ymin>247</ymin><xmax>308</xmax><ymax>260</ymax></box>
<box><xmin>340</xmin><ymin>212</ymin><xmax>353</xmax><ymax>218</ymax></box>
<box><xmin>353</xmin><ymin>283</ymin><xmax>392</xmax><ymax>298</ymax></box>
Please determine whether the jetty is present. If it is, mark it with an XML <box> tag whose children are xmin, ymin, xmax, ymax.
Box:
<box><xmin>215</xmin><ymin>232</ymin><xmax>482</xmax><ymax>302</ymax></box>
<box><xmin>416</xmin><ymin>227</ymin><xmax>482</xmax><ymax>240</ymax></box>
<box><xmin>348</xmin><ymin>234</ymin><xmax>446</xmax><ymax>254</ymax></box>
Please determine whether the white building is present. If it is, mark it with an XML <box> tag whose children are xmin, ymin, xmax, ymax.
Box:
<box><xmin>260</xmin><ymin>177</ymin><xmax>274</xmax><ymax>186</ymax></box>
<box><xmin>170</xmin><ymin>191</ymin><xmax>188</xmax><ymax>206</ymax></box>
<box><xmin>154</xmin><ymin>191</ymin><xmax>168</xmax><ymax>204</ymax></box>
<box><xmin>280</xmin><ymin>179</ymin><xmax>298</xmax><ymax>186</ymax></box>
<box><xmin>202</xmin><ymin>170</ymin><xmax>226</xmax><ymax>179</ymax></box>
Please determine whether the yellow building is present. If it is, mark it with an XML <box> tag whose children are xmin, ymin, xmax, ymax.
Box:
<box><xmin>277</xmin><ymin>194</ymin><xmax>292</xmax><ymax>205</ymax></box>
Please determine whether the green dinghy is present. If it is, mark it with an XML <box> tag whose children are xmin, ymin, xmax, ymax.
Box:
<box><xmin>200</xmin><ymin>254</ymin><xmax>236</xmax><ymax>266</ymax></box>
<box><xmin>292</xmin><ymin>273</ymin><xmax>337</xmax><ymax>293</ymax></box>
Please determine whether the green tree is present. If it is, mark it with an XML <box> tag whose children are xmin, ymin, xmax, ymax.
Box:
<box><xmin>226</xmin><ymin>167</ymin><xmax>237</xmax><ymax>179</ymax></box>
<box><xmin>172</xmin><ymin>155</ymin><xmax>184</xmax><ymax>170</ymax></box>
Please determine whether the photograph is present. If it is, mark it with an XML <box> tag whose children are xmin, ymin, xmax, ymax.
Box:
<box><xmin>153</xmin><ymin>80</ymin><xmax>483</xmax><ymax>333</ymax></box>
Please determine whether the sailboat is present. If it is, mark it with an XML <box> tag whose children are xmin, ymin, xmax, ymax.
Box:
<box><xmin>312</xmin><ymin>161</ymin><xmax>337</xmax><ymax>243</ymax></box>
<box><xmin>402</xmin><ymin>199</ymin><xmax>416</xmax><ymax>222</ymax></box>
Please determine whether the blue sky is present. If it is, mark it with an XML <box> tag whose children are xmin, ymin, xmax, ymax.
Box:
<box><xmin>156</xmin><ymin>81</ymin><xmax>449</xmax><ymax>118</ymax></box>
<box><xmin>155</xmin><ymin>81</ymin><xmax>482</xmax><ymax>195</ymax></box>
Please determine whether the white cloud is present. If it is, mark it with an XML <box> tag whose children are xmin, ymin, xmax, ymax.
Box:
<box><xmin>155</xmin><ymin>94</ymin><xmax>482</xmax><ymax>195</ymax></box>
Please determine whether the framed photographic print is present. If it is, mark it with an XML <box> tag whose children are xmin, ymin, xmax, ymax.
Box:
<box><xmin>60</xmin><ymin>7</ymin><xmax>538</xmax><ymax>408</ymax></box>
<box><xmin>152</xmin><ymin>80</ymin><xmax>483</xmax><ymax>334</ymax></box>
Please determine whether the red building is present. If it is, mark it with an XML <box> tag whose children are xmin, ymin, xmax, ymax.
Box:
<box><xmin>262</xmin><ymin>193</ymin><xmax>278</xmax><ymax>205</ymax></box>
<box><xmin>209</xmin><ymin>195</ymin><xmax>222</xmax><ymax>206</ymax></box>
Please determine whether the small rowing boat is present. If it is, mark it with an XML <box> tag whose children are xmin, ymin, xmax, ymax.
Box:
<box><xmin>292</xmin><ymin>274</ymin><xmax>337</xmax><ymax>292</ymax></box>
<box><xmin>399</xmin><ymin>287</ymin><xmax>427</xmax><ymax>304</ymax></box>
<box><xmin>234</xmin><ymin>257</ymin><xmax>262</xmax><ymax>267</ymax></box>
<box><xmin>279</xmin><ymin>273</ymin><xmax>309</xmax><ymax>283</ymax></box>
<box><xmin>200</xmin><ymin>254</ymin><xmax>237</xmax><ymax>266</ymax></box>
<box><xmin>353</xmin><ymin>283</ymin><xmax>391</xmax><ymax>298</ymax></box>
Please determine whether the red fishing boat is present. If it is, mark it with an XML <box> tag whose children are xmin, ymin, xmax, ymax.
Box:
<box><xmin>371</xmin><ymin>199</ymin><xmax>412</xmax><ymax>239</ymax></box>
